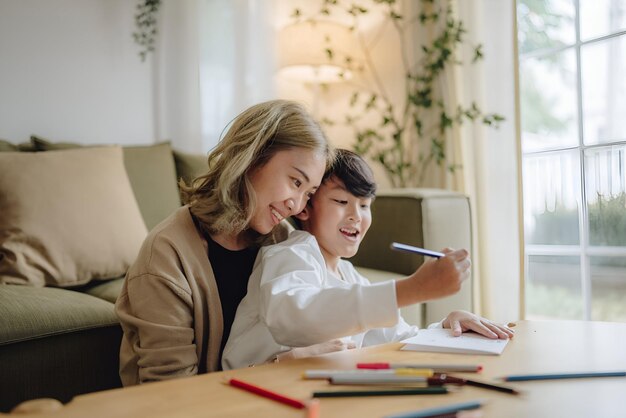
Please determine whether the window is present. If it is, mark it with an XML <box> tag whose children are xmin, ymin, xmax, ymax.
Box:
<box><xmin>517</xmin><ymin>0</ymin><xmax>626</xmax><ymax>321</ymax></box>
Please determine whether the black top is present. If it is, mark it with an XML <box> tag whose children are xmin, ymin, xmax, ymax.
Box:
<box><xmin>204</xmin><ymin>232</ymin><xmax>259</xmax><ymax>367</ymax></box>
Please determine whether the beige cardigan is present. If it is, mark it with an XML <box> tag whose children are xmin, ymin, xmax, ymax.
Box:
<box><xmin>115</xmin><ymin>206</ymin><xmax>289</xmax><ymax>386</ymax></box>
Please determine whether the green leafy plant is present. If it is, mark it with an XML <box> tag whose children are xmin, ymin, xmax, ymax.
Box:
<box><xmin>530</xmin><ymin>203</ymin><xmax>579</xmax><ymax>245</ymax></box>
<box><xmin>588</xmin><ymin>192</ymin><xmax>626</xmax><ymax>247</ymax></box>
<box><xmin>531</xmin><ymin>192</ymin><xmax>626</xmax><ymax>248</ymax></box>
<box><xmin>290</xmin><ymin>0</ymin><xmax>504</xmax><ymax>187</ymax></box>
<box><xmin>133</xmin><ymin>0</ymin><xmax>161</xmax><ymax>61</ymax></box>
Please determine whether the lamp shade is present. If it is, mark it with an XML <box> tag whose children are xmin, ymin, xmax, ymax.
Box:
<box><xmin>277</xmin><ymin>20</ymin><xmax>360</xmax><ymax>84</ymax></box>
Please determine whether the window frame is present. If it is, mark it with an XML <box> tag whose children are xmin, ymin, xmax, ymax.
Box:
<box><xmin>518</xmin><ymin>0</ymin><xmax>626</xmax><ymax>321</ymax></box>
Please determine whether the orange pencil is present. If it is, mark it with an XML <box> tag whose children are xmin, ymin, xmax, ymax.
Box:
<box><xmin>307</xmin><ymin>399</ymin><xmax>320</xmax><ymax>418</ymax></box>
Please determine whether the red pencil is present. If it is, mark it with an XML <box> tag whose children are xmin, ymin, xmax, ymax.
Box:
<box><xmin>227</xmin><ymin>378</ymin><xmax>307</xmax><ymax>409</ymax></box>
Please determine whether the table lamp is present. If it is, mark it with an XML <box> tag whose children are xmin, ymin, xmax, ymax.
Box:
<box><xmin>277</xmin><ymin>20</ymin><xmax>359</xmax><ymax>115</ymax></box>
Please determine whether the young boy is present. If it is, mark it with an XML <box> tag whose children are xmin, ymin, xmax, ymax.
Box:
<box><xmin>222</xmin><ymin>149</ymin><xmax>513</xmax><ymax>370</ymax></box>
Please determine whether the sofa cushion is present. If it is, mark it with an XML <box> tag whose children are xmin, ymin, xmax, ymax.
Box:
<box><xmin>0</xmin><ymin>147</ymin><xmax>147</xmax><ymax>287</ymax></box>
<box><xmin>173</xmin><ymin>149</ymin><xmax>207</xmax><ymax>184</ymax></box>
<box><xmin>123</xmin><ymin>143</ymin><xmax>182</xmax><ymax>230</ymax></box>
<box><xmin>32</xmin><ymin>137</ymin><xmax>181</xmax><ymax>230</ymax></box>
<box><xmin>81</xmin><ymin>277</ymin><xmax>125</xmax><ymax>304</ymax></box>
<box><xmin>0</xmin><ymin>285</ymin><xmax>118</xmax><ymax>344</ymax></box>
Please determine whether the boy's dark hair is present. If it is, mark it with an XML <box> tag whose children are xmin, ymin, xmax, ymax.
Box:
<box><xmin>323</xmin><ymin>149</ymin><xmax>376</xmax><ymax>198</ymax></box>
<box><xmin>292</xmin><ymin>149</ymin><xmax>376</xmax><ymax>229</ymax></box>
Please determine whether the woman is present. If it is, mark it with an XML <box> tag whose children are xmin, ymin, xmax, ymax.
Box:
<box><xmin>115</xmin><ymin>100</ymin><xmax>334</xmax><ymax>385</ymax></box>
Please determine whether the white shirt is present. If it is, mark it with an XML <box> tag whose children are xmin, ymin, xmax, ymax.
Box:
<box><xmin>222</xmin><ymin>230</ymin><xmax>419</xmax><ymax>370</ymax></box>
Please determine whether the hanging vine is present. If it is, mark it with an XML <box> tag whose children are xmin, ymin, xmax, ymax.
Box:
<box><xmin>290</xmin><ymin>0</ymin><xmax>505</xmax><ymax>187</ymax></box>
<box><xmin>133</xmin><ymin>0</ymin><xmax>161</xmax><ymax>61</ymax></box>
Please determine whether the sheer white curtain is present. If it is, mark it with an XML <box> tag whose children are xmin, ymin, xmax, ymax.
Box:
<box><xmin>407</xmin><ymin>0</ymin><xmax>522</xmax><ymax>321</ymax></box>
<box><xmin>455</xmin><ymin>0</ymin><xmax>522</xmax><ymax>322</ymax></box>
<box><xmin>156</xmin><ymin>0</ymin><xmax>276</xmax><ymax>153</ymax></box>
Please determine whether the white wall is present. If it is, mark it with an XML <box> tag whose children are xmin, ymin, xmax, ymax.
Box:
<box><xmin>156</xmin><ymin>0</ymin><xmax>203</xmax><ymax>152</ymax></box>
<box><xmin>0</xmin><ymin>0</ymin><xmax>284</xmax><ymax>154</ymax></box>
<box><xmin>0</xmin><ymin>0</ymin><xmax>154</xmax><ymax>145</ymax></box>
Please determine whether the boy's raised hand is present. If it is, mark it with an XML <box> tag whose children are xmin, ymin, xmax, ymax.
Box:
<box><xmin>396</xmin><ymin>248</ymin><xmax>471</xmax><ymax>307</ymax></box>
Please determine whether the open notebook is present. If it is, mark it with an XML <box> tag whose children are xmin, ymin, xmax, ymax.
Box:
<box><xmin>400</xmin><ymin>329</ymin><xmax>509</xmax><ymax>355</ymax></box>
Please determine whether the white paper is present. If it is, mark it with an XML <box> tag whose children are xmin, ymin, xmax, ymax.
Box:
<box><xmin>400</xmin><ymin>329</ymin><xmax>509</xmax><ymax>355</ymax></box>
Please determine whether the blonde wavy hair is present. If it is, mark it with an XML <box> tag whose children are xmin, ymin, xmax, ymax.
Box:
<box><xmin>180</xmin><ymin>100</ymin><xmax>334</xmax><ymax>237</ymax></box>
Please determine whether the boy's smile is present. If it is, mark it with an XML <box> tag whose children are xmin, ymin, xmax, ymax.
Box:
<box><xmin>297</xmin><ymin>177</ymin><xmax>372</xmax><ymax>274</ymax></box>
<box><xmin>339</xmin><ymin>226</ymin><xmax>360</xmax><ymax>241</ymax></box>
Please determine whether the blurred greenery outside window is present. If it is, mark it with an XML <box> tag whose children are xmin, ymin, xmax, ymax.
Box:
<box><xmin>517</xmin><ymin>0</ymin><xmax>626</xmax><ymax>322</ymax></box>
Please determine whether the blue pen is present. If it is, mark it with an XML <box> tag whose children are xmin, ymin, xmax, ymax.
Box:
<box><xmin>384</xmin><ymin>400</ymin><xmax>484</xmax><ymax>418</ymax></box>
<box><xmin>503</xmin><ymin>371</ymin><xmax>626</xmax><ymax>382</ymax></box>
<box><xmin>390</xmin><ymin>242</ymin><xmax>445</xmax><ymax>258</ymax></box>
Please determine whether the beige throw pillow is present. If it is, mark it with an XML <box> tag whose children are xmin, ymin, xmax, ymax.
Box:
<box><xmin>0</xmin><ymin>147</ymin><xmax>148</xmax><ymax>287</ymax></box>
<box><xmin>31</xmin><ymin>137</ymin><xmax>183</xmax><ymax>230</ymax></box>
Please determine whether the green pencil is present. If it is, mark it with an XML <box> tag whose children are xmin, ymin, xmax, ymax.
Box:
<box><xmin>312</xmin><ymin>387</ymin><xmax>448</xmax><ymax>398</ymax></box>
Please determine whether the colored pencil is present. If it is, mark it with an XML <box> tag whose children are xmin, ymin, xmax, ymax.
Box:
<box><xmin>227</xmin><ymin>378</ymin><xmax>306</xmax><ymax>409</ymax></box>
<box><xmin>313</xmin><ymin>387</ymin><xmax>448</xmax><ymax>398</ymax></box>
<box><xmin>503</xmin><ymin>371</ymin><xmax>626</xmax><ymax>382</ymax></box>
<box><xmin>329</xmin><ymin>374</ymin><xmax>428</xmax><ymax>385</ymax></box>
<box><xmin>428</xmin><ymin>412</ymin><xmax>483</xmax><ymax>418</ymax></box>
<box><xmin>463</xmin><ymin>378</ymin><xmax>520</xmax><ymax>395</ymax></box>
<box><xmin>304</xmin><ymin>368</ymin><xmax>434</xmax><ymax>379</ymax></box>
<box><xmin>357</xmin><ymin>363</ymin><xmax>483</xmax><ymax>373</ymax></box>
<box><xmin>306</xmin><ymin>399</ymin><xmax>320</xmax><ymax>418</ymax></box>
<box><xmin>390</xmin><ymin>242</ymin><xmax>445</xmax><ymax>258</ymax></box>
<box><xmin>383</xmin><ymin>400</ymin><xmax>484</xmax><ymax>418</ymax></box>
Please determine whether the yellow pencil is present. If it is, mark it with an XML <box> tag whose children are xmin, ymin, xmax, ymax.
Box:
<box><xmin>394</xmin><ymin>368</ymin><xmax>435</xmax><ymax>377</ymax></box>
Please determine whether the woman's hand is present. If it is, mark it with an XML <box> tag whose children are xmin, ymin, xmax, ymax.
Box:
<box><xmin>442</xmin><ymin>310</ymin><xmax>515</xmax><ymax>339</ymax></box>
<box><xmin>275</xmin><ymin>339</ymin><xmax>356</xmax><ymax>362</ymax></box>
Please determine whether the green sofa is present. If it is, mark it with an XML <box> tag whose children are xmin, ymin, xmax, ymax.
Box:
<box><xmin>0</xmin><ymin>137</ymin><xmax>473</xmax><ymax>412</ymax></box>
<box><xmin>0</xmin><ymin>138</ymin><xmax>207</xmax><ymax>412</ymax></box>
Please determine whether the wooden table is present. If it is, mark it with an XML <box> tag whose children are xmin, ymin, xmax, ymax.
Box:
<box><xmin>8</xmin><ymin>320</ymin><xmax>626</xmax><ymax>417</ymax></box>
